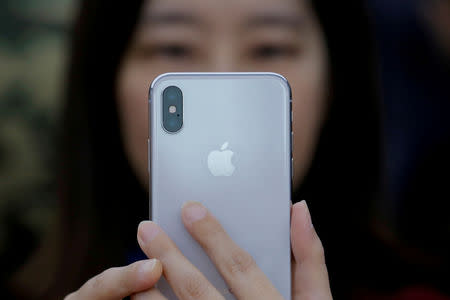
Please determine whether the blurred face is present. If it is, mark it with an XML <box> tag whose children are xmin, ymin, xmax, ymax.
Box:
<box><xmin>117</xmin><ymin>0</ymin><xmax>328</xmax><ymax>190</ymax></box>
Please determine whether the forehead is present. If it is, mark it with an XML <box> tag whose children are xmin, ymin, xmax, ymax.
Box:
<box><xmin>143</xmin><ymin>0</ymin><xmax>308</xmax><ymax>22</ymax></box>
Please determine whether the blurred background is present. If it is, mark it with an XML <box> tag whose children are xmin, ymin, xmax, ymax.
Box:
<box><xmin>0</xmin><ymin>0</ymin><xmax>75</xmax><ymax>283</ymax></box>
<box><xmin>0</xmin><ymin>0</ymin><xmax>449</xmax><ymax>295</ymax></box>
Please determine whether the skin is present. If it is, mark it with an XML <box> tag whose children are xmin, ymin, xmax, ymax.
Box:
<box><xmin>65</xmin><ymin>201</ymin><xmax>332</xmax><ymax>299</ymax></box>
<box><xmin>116</xmin><ymin>0</ymin><xmax>328</xmax><ymax>189</ymax></box>
<box><xmin>67</xmin><ymin>0</ymin><xmax>332</xmax><ymax>298</ymax></box>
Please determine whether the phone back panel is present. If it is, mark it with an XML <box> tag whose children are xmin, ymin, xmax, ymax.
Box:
<box><xmin>149</xmin><ymin>73</ymin><xmax>292</xmax><ymax>299</ymax></box>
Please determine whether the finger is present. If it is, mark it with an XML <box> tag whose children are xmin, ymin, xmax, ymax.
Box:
<box><xmin>137</xmin><ymin>221</ymin><xmax>224</xmax><ymax>300</ymax></box>
<box><xmin>181</xmin><ymin>201</ymin><xmax>283</xmax><ymax>300</ymax></box>
<box><xmin>291</xmin><ymin>201</ymin><xmax>332</xmax><ymax>300</ymax></box>
<box><xmin>67</xmin><ymin>259</ymin><xmax>162</xmax><ymax>300</ymax></box>
<box><xmin>131</xmin><ymin>288</ymin><xmax>167</xmax><ymax>300</ymax></box>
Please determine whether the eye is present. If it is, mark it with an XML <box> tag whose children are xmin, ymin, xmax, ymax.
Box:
<box><xmin>250</xmin><ymin>44</ymin><xmax>299</xmax><ymax>60</ymax></box>
<box><xmin>154</xmin><ymin>44</ymin><xmax>193</xmax><ymax>59</ymax></box>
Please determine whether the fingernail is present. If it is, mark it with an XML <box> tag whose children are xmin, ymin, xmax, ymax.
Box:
<box><xmin>299</xmin><ymin>200</ymin><xmax>314</xmax><ymax>230</ymax></box>
<box><xmin>139</xmin><ymin>258</ymin><xmax>157</xmax><ymax>274</ymax></box>
<box><xmin>138</xmin><ymin>221</ymin><xmax>160</xmax><ymax>244</ymax></box>
<box><xmin>182</xmin><ymin>201</ymin><xmax>207</xmax><ymax>225</ymax></box>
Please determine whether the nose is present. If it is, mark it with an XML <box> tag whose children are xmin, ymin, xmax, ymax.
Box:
<box><xmin>205</xmin><ymin>39</ymin><xmax>241</xmax><ymax>72</ymax></box>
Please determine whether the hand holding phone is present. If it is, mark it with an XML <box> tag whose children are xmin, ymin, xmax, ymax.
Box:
<box><xmin>133</xmin><ymin>201</ymin><xmax>332</xmax><ymax>300</ymax></box>
<box><xmin>64</xmin><ymin>202</ymin><xmax>332</xmax><ymax>300</ymax></box>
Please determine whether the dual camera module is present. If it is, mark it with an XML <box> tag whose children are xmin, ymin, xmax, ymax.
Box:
<box><xmin>162</xmin><ymin>86</ymin><xmax>183</xmax><ymax>132</ymax></box>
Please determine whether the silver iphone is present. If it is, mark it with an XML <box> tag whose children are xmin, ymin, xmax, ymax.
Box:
<box><xmin>149</xmin><ymin>72</ymin><xmax>292</xmax><ymax>299</ymax></box>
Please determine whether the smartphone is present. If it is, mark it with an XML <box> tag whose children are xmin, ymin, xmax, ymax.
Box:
<box><xmin>148</xmin><ymin>72</ymin><xmax>292</xmax><ymax>299</ymax></box>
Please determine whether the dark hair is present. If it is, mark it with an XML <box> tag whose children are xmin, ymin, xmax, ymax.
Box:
<box><xmin>12</xmin><ymin>0</ymin><xmax>383</xmax><ymax>299</ymax></box>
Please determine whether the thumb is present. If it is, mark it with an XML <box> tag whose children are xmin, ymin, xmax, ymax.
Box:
<box><xmin>291</xmin><ymin>200</ymin><xmax>332</xmax><ymax>299</ymax></box>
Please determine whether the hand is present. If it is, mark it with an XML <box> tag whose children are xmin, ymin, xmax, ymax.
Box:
<box><xmin>64</xmin><ymin>258</ymin><xmax>163</xmax><ymax>299</ymax></box>
<box><xmin>133</xmin><ymin>200</ymin><xmax>332</xmax><ymax>299</ymax></box>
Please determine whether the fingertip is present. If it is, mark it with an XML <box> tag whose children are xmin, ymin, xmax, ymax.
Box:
<box><xmin>137</xmin><ymin>259</ymin><xmax>163</xmax><ymax>286</ymax></box>
<box><xmin>291</xmin><ymin>200</ymin><xmax>316</xmax><ymax>261</ymax></box>
<box><xmin>137</xmin><ymin>220</ymin><xmax>148</xmax><ymax>238</ymax></box>
<box><xmin>292</xmin><ymin>200</ymin><xmax>305</xmax><ymax>213</ymax></box>
<box><xmin>293</xmin><ymin>199</ymin><xmax>307</xmax><ymax>212</ymax></box>
<box><xmin>290</xmin><ymin>202</ymin><xmax>331</xmax><ymax>298</ymax></box>
<box><xmin>292</xmin><ymin>200</ymin><xmax>313</xmax><ymax>231</ymax></box>
<box><xmin>181</xmin><ymin>201</ymin><xmax>207</xmax><ymax>226</ymax></box>
<box><xmin>138</xmin><ymin>258</ymin><xmax>157</xmax><ymax>274</ymax></box>
<box><xmin>154</xmin><ymin>259</ymin><xmax>163</xmax><ymax>276</ymax></box>
<box><xmin>149</xmin><ymin>259</ymin><xmax>163</xmax><ymax>279</ymax></box>
<box><xmin>138</xmin><ymin>220</ymin><xmax>153</xmax><ymax>231</ymax></box>
<box><xmin>137</xmin><ymin>221</ymin><xmax>160</xmax><ymax>245</ymax></box>
<box><xmin>181</xmin><ymin>200</ymin><xmax>202</xmax><ymax>209</ymax></box>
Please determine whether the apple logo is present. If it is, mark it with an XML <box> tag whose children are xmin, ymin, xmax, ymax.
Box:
<box><xmin>207</xmin><ymin>142</ymin><xmax>235</xmax><ymax>176</ymax></box>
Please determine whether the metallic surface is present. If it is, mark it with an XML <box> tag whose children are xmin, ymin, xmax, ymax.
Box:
<box><xmin>149</xmin><ymin>72</ymin><xmax>292</xmax><ymax>299</ymax></box>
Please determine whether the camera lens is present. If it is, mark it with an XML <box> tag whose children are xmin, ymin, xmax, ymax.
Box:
<box><xmin>162</xmin><ymin>86</ymin><xmax>183</xmax><ymax>132</ymax></box>
<box><xmin>164</xmin><ymin>86</ymin><xmax>181</xmax><ymax>102</ymax></box>
<box><xmin>166</xmin><ymin>90</ymin><xmax>177</xmax><ymax>101</ymax></box>
<box><xmin>166</xmin><ymin>118</ymin><xmax>177</xmax><ymax>130</ymax></box>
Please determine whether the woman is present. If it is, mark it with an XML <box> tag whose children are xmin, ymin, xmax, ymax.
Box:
<box><xmin>9</xmin><ymin>0</ymin><xmax>382</xmax><ymax>299</ymax></box>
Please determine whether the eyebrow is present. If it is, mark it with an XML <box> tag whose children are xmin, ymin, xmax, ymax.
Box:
<box><xmin>142</xmin><ymin>11</ymin><xmax>203</xmax><ymax>27</ymax></box>
<box><xmin>142</xmin><ymin>11</ymin><xmax>305</xmax><ymax>30</ymax></box>
<box><xmin>245</xmin><ymin>14</ymin><xmax>306</xmax><ymax>30</ymax></box>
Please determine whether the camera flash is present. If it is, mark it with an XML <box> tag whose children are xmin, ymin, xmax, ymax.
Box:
<box><xmin>169</xmin><ymin>105</ymin><xmax>177</xmax><ymax>113</ymax></box>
